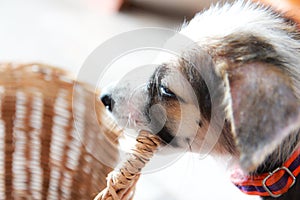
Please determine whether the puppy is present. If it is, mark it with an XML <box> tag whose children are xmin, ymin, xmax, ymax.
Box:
<box><xmin>101</xmin><ymin>1</ymin><xmax>300</xmax><ymax>199</ymax></box>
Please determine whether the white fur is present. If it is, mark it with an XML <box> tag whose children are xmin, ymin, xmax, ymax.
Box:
<box><xmin>180</xmin><ymin>0</ymin><xmax>300</xmax><ymax>96</ymax></box>
<box><xmin>182</xmin><ymin>1</ymin><xmax>285</xmax><ymax>44</ymax></box>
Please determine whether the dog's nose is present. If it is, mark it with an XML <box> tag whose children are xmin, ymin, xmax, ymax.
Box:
<box><xmin>100</xmin><ymin>94</ymin><xmax>114</xmax><ymax>112</ymax></box>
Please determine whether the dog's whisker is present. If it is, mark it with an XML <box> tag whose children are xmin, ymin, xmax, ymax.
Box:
<box><xmin>186</xmin><ymin>138</ymin><xmax>192</xmax><ymax>152</ymax></box>
<box><xmin>124</xmin><ymin>115</ymin><xmax>132</xmax><ymax>129</ymax></box>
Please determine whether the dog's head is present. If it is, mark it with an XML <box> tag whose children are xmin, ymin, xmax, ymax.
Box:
<box><xmin>101</xmin><ymin>49</ymin><xmax>228</xmax><ymax>153</ymax></box>
<box><xmin>101</xmin><ymin>47</ymin><xmax>300</xmax><ymax>172</ymax></box>
<box><xmin>101</xmin><ymin>1</ymin><xmax>300</xmax><ymax>172</ymax></box>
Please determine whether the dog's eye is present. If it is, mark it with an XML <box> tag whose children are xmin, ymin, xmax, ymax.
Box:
<box><xmin>159</xmin><ymin>85</ymin><xmax>176</xmax><ymax>98</ymax></box>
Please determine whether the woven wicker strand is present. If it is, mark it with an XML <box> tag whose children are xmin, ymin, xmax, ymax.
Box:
<box><xmin>94</xmin><ymin>130</ymin><xmax>162</xmax><ymax>200</ymax></box>
<box><xmin>0</xmin><ymin>63</ymin><xmax>121</xmax><ymax>199</ymax></box>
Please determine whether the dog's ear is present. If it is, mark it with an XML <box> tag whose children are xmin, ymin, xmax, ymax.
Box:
<box><xmin>226</xmin><ymin>62</ymin><xmax>300</xmax><ymax>172</ymax></box>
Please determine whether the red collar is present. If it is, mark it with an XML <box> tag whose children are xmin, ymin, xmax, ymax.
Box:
<box><xmin>231</xmin><ymin>147</ymin><xmax>300</xmax><ymax>197</ymax></box>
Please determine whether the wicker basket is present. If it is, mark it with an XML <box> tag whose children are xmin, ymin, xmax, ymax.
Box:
<box><xmin>0</xmin><ymin>63</ymin><xmax>121</xmax><ymax>199</ymax></box>
<box><xmin>94</xmin><ymin>131</ymin><xmax>161</xmax><ymax>200</ymax></box>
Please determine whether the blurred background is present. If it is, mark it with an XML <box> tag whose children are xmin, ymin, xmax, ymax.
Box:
<box><xmin>3</xmin><ymin>0</ymin><xmax>295</xmax><ymax>199</ymax></box>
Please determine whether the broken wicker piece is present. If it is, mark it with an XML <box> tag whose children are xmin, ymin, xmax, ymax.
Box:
<box><xmin>94</xmin><ymin>130</ymin><xmax>162</xmax><ymax>200</ymax></box>
<box><xmin>0</xmin><ymin>63</ymin><xmax>121</xmax><ymax>199</ymax></box>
